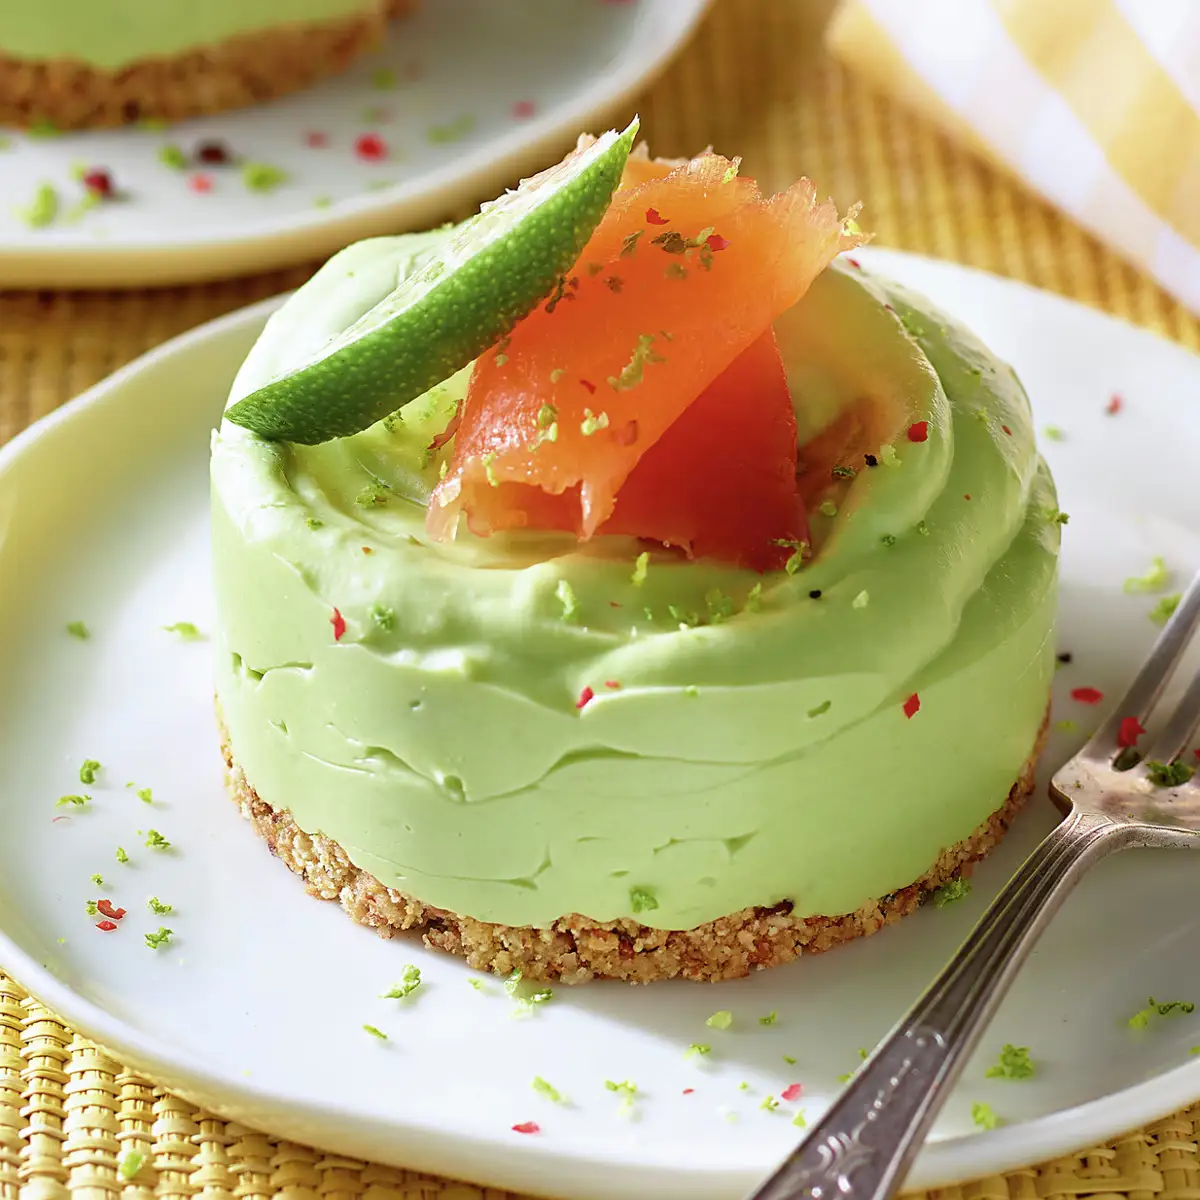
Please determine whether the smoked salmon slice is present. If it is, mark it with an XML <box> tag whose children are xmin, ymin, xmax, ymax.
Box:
<box><xmin>428</xmin><ymin>151</ymin><xmax>862</xmax><ymax>569</ymax></box>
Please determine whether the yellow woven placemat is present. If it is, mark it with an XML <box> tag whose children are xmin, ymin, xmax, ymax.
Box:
<box><xmin>2</xmin><ymin>1</ymin><xmax>1200</xmax><ymax>1196</ymax></box>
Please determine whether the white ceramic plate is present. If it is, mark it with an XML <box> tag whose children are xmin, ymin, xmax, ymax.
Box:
<box><xmin>1</xmin><ymin>248</ymin><xmax>1199</xmax><ymax>1199</ymax></box>
<box><xmin>0</xmin><ymin>0</ymin><xmax>707</xmax><ymax>289</ymax></box>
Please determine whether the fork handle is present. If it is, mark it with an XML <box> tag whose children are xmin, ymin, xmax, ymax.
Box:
<box><xmin>748</xmin><ymin>807</ymin><xmax>1133</xmax><ymax>1200</ymax></box>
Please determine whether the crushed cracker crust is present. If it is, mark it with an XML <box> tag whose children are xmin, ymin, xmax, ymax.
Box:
<box><xmin>0</xmin><ymin>0</ymin><xmax>416</xmax><ymax>130</ymax></box>
<box><xmin>220</xmin><ymin>711</ymin><xmax>1047</xmax><ymax>984</ymax></box>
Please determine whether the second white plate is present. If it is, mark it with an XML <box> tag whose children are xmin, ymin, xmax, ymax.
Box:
<box><xmin>0</xmin><ymin>0</ymin><xmax>707</xmax><ymax>288</ymax></box>
<box><xmin>0</xmin><ymin>249</ymin><xmax>1199</xmax><ymax>1198</ymax></box>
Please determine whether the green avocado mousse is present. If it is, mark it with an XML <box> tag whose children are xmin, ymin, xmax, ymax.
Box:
<box><xmin>211</xmin><ymin>131</ymin><xmax>1059</xmax><ymax>983</ymax></box>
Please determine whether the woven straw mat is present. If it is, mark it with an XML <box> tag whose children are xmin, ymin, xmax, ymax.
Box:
<box><xmin>2</xmin><ymin>0</ymin><xmax>1200</xmax><ymax>1196</ymax></box>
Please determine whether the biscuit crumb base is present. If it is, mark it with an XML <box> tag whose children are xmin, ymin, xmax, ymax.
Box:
<box><xmin>0</xmin><ymin>0</ymin><xmax>417</xmax><ymax>130</ymax></box>
<box><xmin>221</xmin><ymin>712</ymin><xmax>1046</xmax><ymax>984</ymax></box>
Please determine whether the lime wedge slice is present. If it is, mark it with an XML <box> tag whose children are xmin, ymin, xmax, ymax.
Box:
<box><xmin>226</xmin><ymin>118</ymin><xmax>640</xmax><ymax>444</ymax></box>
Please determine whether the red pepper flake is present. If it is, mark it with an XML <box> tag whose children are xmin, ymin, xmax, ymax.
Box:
<box><xmin>781</xmin><ymin>1083</ymin><xmax>803</xmax><ymax>1102</ymax></box>
<box><xmin>188</xmin><ymin>173</ymin><xmax>214</xmax><ymax>194</ymax></box>
<box><xmin>609</xmin><ymin>601</ymin><xmax>622</xmax><ymax>608</ymax></box>
<box><xmin>605</xmin><ymin>680</ymin><xmax>622</xmax><ymax>689</ymax></box>
<box><xmin>1001</xmin><ymin>424</ymin><xmax>1013</xmax><ymax>436</ymax></box>
<box><xmin>305</xmin><ymin>131</ymin><xmax>330</xmax><ymax>148</ymax></box>
<box><xmin>362</xmin><ymin>546</ymin><xmax>374</xmax><ymax>555</ymax></box>
<box><xmin>82</xmin><ymin>169</ymin><xmax>114</xmax><ymax>198</ymax></box>
<box><xmin>1118</xmin><ymin>716</ymin><xmax>1146</xmax><ymax>747</ymax></box>
<box><xmin>1071</xmin><ymin>686</ymin><xmax>1104</xmax><ymax>705</ymax></box>
<box><xmin>1106</xmin><ymin>393</ymin><xmax>1123</xmax><ymax>416</ymax></box>
<box><xmin>845</xmin><ymin>257</ymin><xmax>861</xmax><ymax>268</ymax></box>
<box><xmin>706</xmin><ymin>233</ymin><xmax>731</xmax><ymax>252</ymax></box>
<box><xmin>613</xmin><ymin>419</ymin><xmax>639</xmax><ymax>446</ymax></box>
<box><xmin>429</xmin><ymin>400</ymin><xmax>463</xmax><ymax>451</ymax></box>
<box><xmin>51</xmin><ymin>815</ymin><xmax>71</xmax><ymax>824</ymax></box>
<box><xmin>96</xmin><ymin>899</ymin><xmax>126</xmax><ymax>921</ymax></box>
<box><xmin>331</xmin><ymin>608</ymin><xmax>346</xmax><ymax>641</ymax></box>
<box><xmin>95</xmin><ymin>920</ymin><xmax>118</xmax><ymax>932</ymax></box>
<box><xmin>354</xmin><ymin>133</ymin><xmax>388</xmax><ymax>162</ymax></box>
<box><xmin>907</xmin><ymin>421</ymin><xmax>928</xmax><ymax>443</ymax></box>
<box><xmin>511</xmin><ymin>1122</ymin><xmax>540</xmax><ymax>1135</ymax></box>
<box><xmin>196</xmin><ymin>140</ymin><xmax>231</xmax><ymax>165</ymax></box>
<box><xmin>580</xmin><ymin>379</ymin><xmax>597</xmax><ymax>394</ymax></box>
<box><xmin>576</xmin><ymin>686</ymin><xmax>595</xmax><ymax>710</ymax></box>
<box><xmin>682</xmin><ymin>1088</ymin><xmax>695</xmax><ymax>1095</ymax></box>
<box><xmin>963</xmin><ymin>494</ymin><xmax>972</xmax><ymax>501</ymax></box>
<box><xmin>1194</xmin><ymin>749</ymin><xmax>1200</xmax><ymax>760</ymax></box>
<box><xmin>903</xmin><ymin>693</ymin><xmax>921</xmax><ymax>719</ymax></box>
<box><xmin>511</xmin><ymin>99</ymin><xmax>536</xmax><ymax>120</ymax></box>
<box><xmin>645</xmin><ymin>208</ymin><xmax>669</xmax><ymax>225</ymax></box>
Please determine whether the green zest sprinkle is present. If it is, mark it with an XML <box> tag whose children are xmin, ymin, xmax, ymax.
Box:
<box><xmin>371</xmin><ymin>604</ymin><xmax>396</xmax><ymax>631</ymax></box>
<box><xmin>537</xmin><ymin>402</ymin><xmax>558</xmax><ymax>429</ymax></box>
<box><xmin>1128</xmin><ymin>996</ymin><xmax>1196</xmax><ymax>1029</ymax></box>
<box><xmin>851</xmin><ymin>590</ymin><xmax>869</xmax><ymax>610</ymax></box>
<box><xmin>706</xmin><ymin>1010</ymin><xmax>733</xmax><ymax>1030</ymax></box>
<box><xmin>555</xmin><ymin>579</ymin><xmax>580</xmax><ymax>622</ymax></box>
<box><xmin>933</xmin><ymin>878</ymin><xmax>971</xmax><ymax>907</ymax></box>
<box><xmin>685</xmin><ymin>1043</ymin><xmax>710</xmax><ymax>1059</ymax></box>
<box><xmin>469</xmin><ymin>978</ymin><xmax>484</xmax><ymax>991</ymax></box>
<box><xmin>772</xmin><ymin>538</ymin><xmax>809</xmax><ymax>576</ymax></box>
<box><xmin>115</xmin><ymin>847</ymin><xmax>129</xmax><ymax>864</ymax></box>
<box><xmin>916</xmin><ymin>520</ymin><xmax>930</xmax><ymax>537</ymax></box>
<box><xmin>668</xmin><ymin>605</ymin><xmax>700</xmax><ymax>628</ymax></box>
<box><xmin>136</xmin><ymin>787</ymin><xmax>153</xmax><ymax>804</ymax></box>
<box><xmin>356</xmin><ymin>483</ymin><xmax>389</xmax><ymax>507</ymax></box>
<box><xmin>1191</xmin><ymin>1047</ymin><xmax>1200</xmax><ymax>1055</ymax></box>
<box><xmin>66</xmin><ymin>621</ymin><xmax>90</xmax><ymax>639</ymax></box>
<box><xmin>26</xmin><ymin>118</ymin><xmax>60</xmax><ymax>138</ymax></box>
<box><xmin>630</xmin><ymin>887</ymin><xmax>658</xmax><ymax>914</ymax></box>
<box><xmin>1055</xmin><ymin>719</ymin><xmax>1078</xmax><ymax>732</ymax></box>
<box><xmin>706</xmin><ymin>589</ymin><xmax>734</xmax><ymax>625</ymax></box>
<box><xmin>381</xmin><ymin>964</ymin><xmax>422</xmax><ymax>1000</ymax></box>
<box><xmin>162</xmin><ymin>622</ymin><xmax>203</xmax><ymax>640</ymax></box>
<box><xmin>819</xmin><ymin>500</ymin><xmax>838</xmax><ymax>518</ymax></box>
<box><xmin>832</xmin><ymin>465</ymin><xmax>856</xmax><ymax>479</ymax></box>
<box><xmin>605</xmin><ymin>1079</ymin><xmax>637</xmax><ymax>1097</ymax></box>
<box><xmin>372</xmin><ymin>67</ymin><xmax>397</xmax><ymax>89</ymax></box>
<box><xmin>1043</xmin><ymin>507</ymin><xmax>1070</xmax><ymax>526</ymax></box>
<box><xmin>1150</xmin><ymin>594</ymin><xmax>1182</xmax><ymax>626</ymax></box>
<box><xmin>86</xmin><ymin>900</ymin><xmax>99</xmax><ymax>916</ymax></box>
<box><xmin>144</xmin><ymin>829</ymin><xmax>170</xmax><ymax>849</ymax></box>
<box><xmin>608</xmin><ymin>333</ymin><xmax>665</xmax><ymax>391</ymax></box>
<box><xmin>722</xmin><ymin>160</ymin><xmax>740</xmax><ymax>183</ymax></box>
<box><xmin>90</xmin><ymin>874</ymin><xmax>104</xmax><ymax>886</ymax></box>
<box><xmin>482</xmin><ymin>453</ymin><xmax>500</xmax><ymax>488</ymax></box>
<box><xmin>57</xmin><ymin>794</ymin><xmax>89</xmax><ymax>808</ymax></box>
<box><xmin>144</xmin><ymin>927</ymin><xmax>173</xmax><ymax>950</ymax></box>
<box><xmin>158</xmin><ymin>144</ymin><xmax>188</xmax><ymax>170</ymax></box>
<box><xmin>738</xmin><ymin>1081</ymin><xmax>750</xmax><ymax>1091</ymax></box>
<box><xmin>1124</xmin><ymin>556</ymin><xmax>1171</xmax><ymax>594</ymax></box>
<box><xmin>879</xmin><ymin>443</ymin><xmax>899</xmax><ymax>467</ymax></box>
<box><xmin>427</xmin><ymin>114</ymin><xmax>475</xmax><ymax>144</ymax></box>
<box><xmin>631</xmin><ymin>551</ymin><xmax>650</xmax><ymax>587</ymax></box>
<box><xmin>745</xmin><ymin>582</ymin><xmax>763</xmax><ymax>613</ymax></box>
<box><xmin>760</xmin><ymin>1095</ymin><xmax>779</xmax><ymax>1112</ymax></box>
<box><xmin>78</xmin><ymin>760</ymin><xmax>101</xmax><ymax>784</ymax></box>
<box><xmin>147</xmin><ymin>897</ymin><xmax>173</xmax><ymax>915</ymax></box>
<box><xmin>971</xmin><ymin>1102</ymin><xmax>1000</xmax><ymax>1130</ymax></box>
<box><xmin>362</xmin><ymin>1024</ymin><xmax>388</xmax><ymax>1040</ymax></box>
<box><xmin>306</xmin><ymin>517</ymin><xmax>324</xmax><ymax>529</ymax></box>
<box><xmin>532</xmin><ymin>1076</ymin><xmax>566</xmax><ymax>1103</ymax></box>
<box><xmin>985</xmin><ymin>1044</ymin><xmax>1034</xmax><ymax>1080</ymax></box>
<box><xmin>580</xmin><ymin>408</ymin><xmax>609</xmax><ymax>435</ymax></box>
<box><xmin>117</xmin><ymin>1148</ymin><xmax>146</xmax><ymax>1181</ymax></box>
<box><xmin>759</xmin><ymin>1012</ymin><xmax>778</xmax><ymax>1026</ymax></box>
<box><xmin>19</xmin><ymin>182</ymin><xmax>59</xmax><ymax>228</ymax></box>
<box><xmin>792</xmin><ymin>1109</ymin><xmax>808</xmax><ymax>1128</ymax></box>
<box><xmin>1145</xmin><ymin>760</ymin><xmax>1195</xmax><ymax>787</ymax></box>
<box><xmin>242</xmin><ymin>162</ymin><xmax>289</xmax><ymax>192</ymax></box>
<box><xmin>1043</xmin><ymin>425</ymin><xmax>1065</xmax><ymax>441</ymax></box>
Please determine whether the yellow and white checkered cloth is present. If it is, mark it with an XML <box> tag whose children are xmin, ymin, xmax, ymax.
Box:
<box><xmin>828</xmin><ymin>0</ymin><xmax>1200</xmax><ymax>314</ymax></box>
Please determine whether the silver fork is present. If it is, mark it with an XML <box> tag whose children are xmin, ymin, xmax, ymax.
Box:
<box><xmin>748</xmin><ymin>567</ymin><xmax>1200</xmax><ymax>1200</ymax></box>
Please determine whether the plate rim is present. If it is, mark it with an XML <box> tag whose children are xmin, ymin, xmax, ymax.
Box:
<box><xmin>0</xmin><ymin>0</ymin><xmax>711</xmax><ymax>289</ymax></box>
<box><xmin>2</xmin><ymin>249</ymin><xmax>1199</xmax><ymax>1195</ymax></box>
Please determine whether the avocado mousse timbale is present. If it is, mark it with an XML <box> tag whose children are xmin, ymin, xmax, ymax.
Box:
<box><xmin>211</xmin><ymin>124</ymin><xmax>1059</xmax><ymax>983</ymax></box>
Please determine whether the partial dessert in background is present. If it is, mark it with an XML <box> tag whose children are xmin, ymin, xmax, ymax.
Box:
<box><xmin>0</xmin><ymin>0</ymin><xmax>416</xmax><ymax>130</ymax></box>
<box><xmin>211</xmin><ymin>123</ymin><xmax>1060</xmax><ymax>984</ymax></box>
